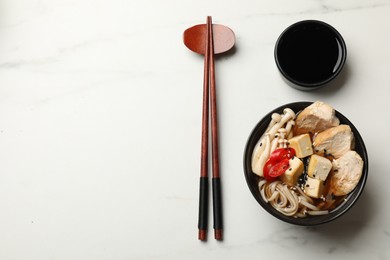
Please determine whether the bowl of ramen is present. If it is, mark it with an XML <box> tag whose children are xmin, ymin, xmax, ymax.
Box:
<box><xmin>243</xmin><ymin>101</ymin><xmax>368</xmax><ymax>225</ymax></box>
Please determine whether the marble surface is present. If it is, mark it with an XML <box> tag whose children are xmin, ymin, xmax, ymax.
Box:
<box><xmin>0</xmin><ymin>0</ymin><xmax>389</xmax><ymax>259</ymax></box>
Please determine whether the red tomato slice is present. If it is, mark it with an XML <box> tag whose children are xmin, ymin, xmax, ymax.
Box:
<box><xmin>263</xmin><ymin>158</ymin><xmax>290</xmax><ymax>181</ymax></box>
<box><xmin>263</xmin><ymin>160</ymin><xmax>277</xmax><ymax>182</ymax></box>
<box><xmin>269</xmin><ymin>148</ymin><xmax>296</xmax><ymax>162</ymax></box>
<box><xmin>268</xmin><ymin>158</ymin><xmax>290</xmax><ymax>178</ymax></box>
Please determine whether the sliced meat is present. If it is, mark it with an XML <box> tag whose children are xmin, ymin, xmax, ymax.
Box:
<box><xmin>293</xmin><ymin>101</ymin><xmax>340</xmax><ymax>136</ymax></box>
<box><xmin>313</xmin><ymin>124</ymin><xmax>354</xmax><ymax>159</ymax></box>
<box><xmin>329</xmin><ymin>151</ymin><xmax>364</xmax><ymax>196</ymax></box>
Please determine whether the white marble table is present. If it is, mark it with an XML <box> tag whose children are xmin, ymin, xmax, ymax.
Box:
<box><xmin>0</xmin><ymin>0</ymin><xmax>389</xmax><ymax>259</ymax></box>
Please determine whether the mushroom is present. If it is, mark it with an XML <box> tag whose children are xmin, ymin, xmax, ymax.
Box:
<box><xmin>267</xmin><ymin>109</ymin><xmax>296</xmax><ymax>138</ymax></box>
<box><xmin>265</xmin><ymin>113</ymin><xmax>282</xmax><ymax>133</ymax></box>
<box><xmin>277</xmin><ymin>128</ymin><xmax>287</xmax><ymax>148</ymax></box>
<box><xmin>252</xmin><ymin>112</ymin><xmax>282</xmax><ymax>173</ymax></box>
<box><xmin>285</xmin><ymin>119</ymin><xmax>295</xmax><ymax>139</ymax></box>
<box><xmin>252</xmin><ymin>134</ymin><xmax>271</xmax><ymax>176</ymax></box>
<box><xmin>252</xmin><ymin>108</ymin><xmax>296</xmax><ymax>176</ymax></box>
<box><xmin>271</xmin><ymin>132</ymin><xmax>280</xmax><ymax>152</ymax></box>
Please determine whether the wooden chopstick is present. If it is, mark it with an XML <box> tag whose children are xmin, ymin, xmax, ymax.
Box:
<box><xmin>198</xmin><ymin>16</ymin><xmax>211</xmax><ymax>242</ymax></box>
<box><xmin>198</xmin><ymin>16</ymin><xmax>223</xmax><ymax>241</ymax></box>
<box><xmin>208</xmin><ymin>16</ymin><xmax>223</xmax><ymax>241</ymax></box>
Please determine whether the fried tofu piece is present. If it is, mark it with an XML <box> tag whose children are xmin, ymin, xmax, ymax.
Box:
<box><xmin>288</xmin><ymin>134</ymin><xmax>313</xmax><ymax>158</ymax></box>
<box><xmin>304</xmin><ymin>177</ymin><xmax>325</xmax><ymax>199</ymax></box>
<box><xmin>307</xmin><ymin>155</ymin><xmax>332</xmax><ymax>181</ymax></box>
<box><xmin>280</xmin><ymin>156</ymin><xmax>304</xmax><ymax>186</ymax></box>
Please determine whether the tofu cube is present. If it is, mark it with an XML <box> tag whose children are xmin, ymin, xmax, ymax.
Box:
<box><xmin>307</xmin><ymin>155</ymin><xmax>332</xmax><ymax>181</ymax></box>
<box><xmin>304</xmin><ymin>177</ymin><xmax>325</xmax><ymax>199</ymax></box>
<box><xmin>280</xmin><ymin>157</ymin><xmax>304</xmax><ymax>186</ymax></box>
<box><xmin>288</xmin><ymin>134</ymin><xmax>313</xmax><ymax>158</ymax></box>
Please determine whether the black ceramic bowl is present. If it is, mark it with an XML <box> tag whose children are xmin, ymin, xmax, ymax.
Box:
<box><xmin>275</xmin><ymin>20</ymin><xmax>347</xmax><ymax>90</ymax></box>
<box><xmin>243</xmin><ymin>102</ymin><xmax>368</xmax><ymax>225</ymax></box>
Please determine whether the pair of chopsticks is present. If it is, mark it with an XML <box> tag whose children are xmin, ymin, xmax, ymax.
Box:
<box><xmin>198</xmin><ymin>16</ymin><xmax>223</xmax><ymax>241</ymax></box>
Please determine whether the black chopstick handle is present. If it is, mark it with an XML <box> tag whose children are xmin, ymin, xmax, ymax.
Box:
<box><xmin>212</xmin><ymin>177</ymin><xmax>223</xmax><ymax>240</ymax></box>
<box><xmin>198</xmin><ymin>176</ymin><xmax>209</xmax><ymax>241</ymax></box>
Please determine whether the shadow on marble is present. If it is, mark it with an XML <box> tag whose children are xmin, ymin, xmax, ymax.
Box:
<box><xmin>263</xmin><ymin>187</ymin><xmax>374</xmax><ymax>253</ymax></box>
<box><xmin>215</xmin><ymin>45</ymin><xmax>237</xmax><ymax>61</ymax></box>
<box><xmin>308</xmin><ymin>183</ymin><xmax>372</xmax><ymax>241</ymax></box>
<box><xmin>315</xmin><ymin>62</ymin><xmax>351</xmax><ymax>95</ymax></box>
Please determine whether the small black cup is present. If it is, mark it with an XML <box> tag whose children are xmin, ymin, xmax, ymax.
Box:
<box><xmin>275</xmin><ymin>20</ymin><xmax>347</xmax><ymax>90</ymax></box>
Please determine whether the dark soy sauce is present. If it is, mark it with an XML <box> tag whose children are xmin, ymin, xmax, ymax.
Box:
<box><xmin>276</xmin><ymin>22</ymin><xmax>344</xmax><ymax>87</ymax></box>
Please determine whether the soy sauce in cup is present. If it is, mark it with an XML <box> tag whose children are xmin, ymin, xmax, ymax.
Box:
<box><xmin>275</xmin><ymin>20</ymin><xmax>347</xmax><ymax>90</ymax></box>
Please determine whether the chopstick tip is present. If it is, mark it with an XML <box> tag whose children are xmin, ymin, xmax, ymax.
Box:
<box><xmin>198</xmin><ymin>229</ymin><xmax>207</xmax><ymax>241</ymax></box>
<box><xmin>214</xmin><ymin>229</ymin><xmax>223</xmax><ymax>241</ymax></box>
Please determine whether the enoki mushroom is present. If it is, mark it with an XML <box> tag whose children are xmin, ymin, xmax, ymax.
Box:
<box><xmin>251</xmin><ymin>109</ymin><xmax>296</xmax><ymax>176</ymax></box>
<box><xmin>258</xmin><ymin>180</ymin><xmax>329</xmax><ymax>217</ymax></box>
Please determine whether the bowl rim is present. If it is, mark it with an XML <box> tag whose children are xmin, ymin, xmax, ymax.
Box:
<box><xmin>274</xmin><ymin>20</ymin><xmax>347</xmax><ymax>88</ymax></box>
<box><xmin>243</xmin><ymin>101</ymin><xmax>368</xmax><ymax>226</ymax></box>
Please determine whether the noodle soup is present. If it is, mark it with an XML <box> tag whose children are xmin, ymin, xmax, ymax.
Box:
<box><xmin>243</xmin><ymin>102</ymin><xmax>368</xmax><ymax>225</ymax></box>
